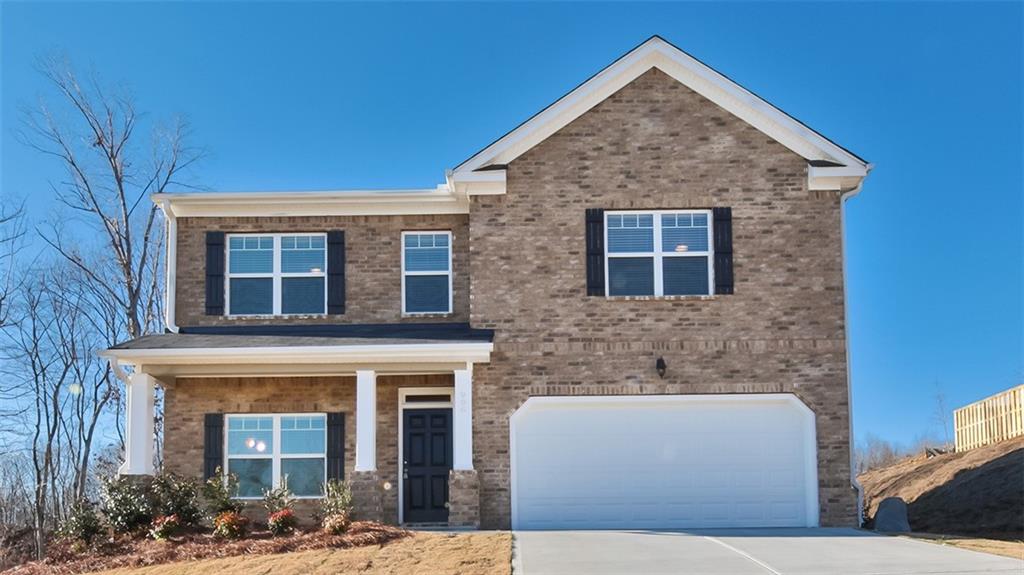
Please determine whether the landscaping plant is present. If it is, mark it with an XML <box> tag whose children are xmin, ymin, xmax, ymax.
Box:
<box><xmin>267</xmin><ymin>508</ymin><xmax>298</xmax><ymax>536</ymax></box>
<box><xmin>151</xmin><ymin>473</ymin><xmax>204</xmax><ymax>527</ymax></box>
<box><xmin>212</xmin><ymin>511</ymin><xmax>248</xmax><ymax>539</ymax></box>
<box><xmin>57</xmin><ymin>501</ymin><xmax>105</xmax><ymax>550</ymax></box>
<box><xmin>100</xmin><ymin>475</ymin><xmax>155</xmax><ymax>534</ymax></box>
<box><xmin>262</xmin><ymin>477</ymin><xmax>295</xmax><ymax>514</ymax></box>
<box><xmin>320</xmin><ymin>479</ymin><xmax>353</xmax><ymax>534</ymax></box>
<box><xmin>149</xmin><ymin>514</ymin><xmax>181</xmax><ymax>541</ymax></box>
<box><xmin>202</xmin><ymin>467</ymin><xmax>244</xmax><ymax>515</ymax></box>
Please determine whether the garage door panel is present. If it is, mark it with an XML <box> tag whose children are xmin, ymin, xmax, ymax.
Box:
<box><xmin>512</xmin><ymin>395</ymin><xmax>818</xmax><ymax>530</ymax></box>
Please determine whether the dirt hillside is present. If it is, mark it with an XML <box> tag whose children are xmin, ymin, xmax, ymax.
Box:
<box><xmin>858</xmin><ymin>435</ymin><xmax>1024</xmax><ymax>538</ymax></box>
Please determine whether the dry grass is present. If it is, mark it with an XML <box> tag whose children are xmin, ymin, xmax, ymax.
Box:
<box><xmin>94</xmin><ymin>532</ymin><xmax>512</xmax><ymax>575</ymax></box>
<box><xmin>902</xmin><ymin>533</ymin><xmax>1024</xmax><ymax>560</ymax></box>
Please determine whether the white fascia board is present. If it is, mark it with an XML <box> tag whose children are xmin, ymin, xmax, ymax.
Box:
<box><xmin>453</xmin><ymin>37</ymin><xmax>867</xmax><ymax>182</ymax></box>
<box><xmin>808</xmin><ymin>164</ymin><xmax>872</xmax><ymax>191</ymax></box>
<box><xmin>152</xmin><ymin>187</ymin><xmax>469</xmax><ymax>218</ymax></box>
<box><xmin>450</xmin><ymin>170</ymin><xmax>506</xmax><ymax>196</ymax></box>
<box><xmin>100</xmin><ymin>342</ymin><xmax>494</xmax><ymax>366</ymax></box>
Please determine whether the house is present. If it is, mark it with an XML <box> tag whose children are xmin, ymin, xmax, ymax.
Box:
<box><xmin>101</xmin><ymin>36</ymin><xmax>871</xmax><ymax>530</ymax></box>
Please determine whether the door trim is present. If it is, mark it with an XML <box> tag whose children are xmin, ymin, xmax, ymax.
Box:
<box><xmin>398</xmin><ymin>387</ymin><xmax>454</xmax><ymax>524</ymax></box>
<box><xmin>508</xmin><ymin>393</ymin><xmax>820</xmax><ymax>530</ymax></box>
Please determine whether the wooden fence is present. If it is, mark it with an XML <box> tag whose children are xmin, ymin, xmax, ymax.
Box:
<box><xmin>953</xmin><ymin>385</ymin><xmax>1024</xmax><ymax>452</ymax></box>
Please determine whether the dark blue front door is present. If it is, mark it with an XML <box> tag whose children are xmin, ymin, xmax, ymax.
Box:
<box><xmin>403</xmin><ymin>408</ymin><xmax>452</xmax><ymax>523</ymax></box>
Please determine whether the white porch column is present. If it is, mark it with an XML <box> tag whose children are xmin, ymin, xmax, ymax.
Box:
<box><xmin>119</xmin><ymin>372</ymin><xmax>156</xmax><ymax>475</ymax></box>
<box><xmin>453</xmin><ymin>364</ymin><xmax>474</xmax><ymax>470</ymax></box>
<box><xmin>354</xmin><ymin>370</ymin><xmax>377</xmax><ymax>472</ymax></box>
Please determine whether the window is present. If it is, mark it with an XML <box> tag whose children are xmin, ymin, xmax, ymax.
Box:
<box><xmin>225</xmin><ymin>414</ymin><xmax>327</xmax><ymax>498</ymax></box>
<box><xmin>226</xmin><ymin>234</ymin><xmax>326</xmax><ymax>315</ymax></box>
<box><xmin>402</xmin><ymin>231</ymin><xmax>452</xmax><ymax>314</ymax></box>
<box><xmin>605</xmin><ymin>210</ymin><xmax>713</xmax><ymax>296</ymax></box>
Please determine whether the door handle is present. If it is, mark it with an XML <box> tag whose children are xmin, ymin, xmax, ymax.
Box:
<box><xmin>403</xmin><ymin>460</ymin><xmax>409</xmax><ymax>480</ymax></box>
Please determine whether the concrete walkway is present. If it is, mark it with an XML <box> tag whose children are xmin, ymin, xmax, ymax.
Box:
<box><xmin>513</xmin><ymin>528</ymin><xmax>1024</xmax><ymax>575</ymax></box>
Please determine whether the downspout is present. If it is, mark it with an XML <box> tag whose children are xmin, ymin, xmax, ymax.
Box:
<box><xmin>839</xmin><ymin>164</ymin><xmax>872</xmax><ymax>526</ymax></box>
<box><xmin>157</xmin><ymin>199</ymin><xmax>179</xmax><ymax>333</ymax></box>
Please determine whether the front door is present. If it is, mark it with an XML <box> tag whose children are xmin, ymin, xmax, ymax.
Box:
<box><xmin>402</xmin><ymin>408</ymin><xmax>452</xmax><ymax>523</ymax></box>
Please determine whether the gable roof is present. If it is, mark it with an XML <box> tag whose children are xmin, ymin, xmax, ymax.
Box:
<box><xmin>450</xmin><ymin>35</ymin><xmax>870</xmax><ymax>193</ymax></box>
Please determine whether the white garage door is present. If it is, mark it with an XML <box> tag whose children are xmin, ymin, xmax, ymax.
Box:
<box><xmin>510</xmin><ymin>394</ymin><xmax>819</xmax><ymax>530</ymax></box>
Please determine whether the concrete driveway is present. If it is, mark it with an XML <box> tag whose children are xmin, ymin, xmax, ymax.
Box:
<box><xmin>513</xmin><ymin>528</ymin><xmax>1023</xmax><ymax>575</ymax></box>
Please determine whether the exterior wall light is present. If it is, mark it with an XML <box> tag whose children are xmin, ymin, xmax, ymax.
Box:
<box><xmin>656</xmin><ymin>356</ymin><xmax>667</xmax><ymax>379</ymax></box>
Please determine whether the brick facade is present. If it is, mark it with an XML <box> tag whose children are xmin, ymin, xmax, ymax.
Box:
<box><xmin>174</xmin><ymin>214</ymin><xmax>469</xmax><ymax>326</ymax></box>
<box><xmin>162</xmin><ymin>67</ymin><xmax>857</xmax><ymax>529</ymax></box>
<box><xmin>467</xmin><ymin>68</ymin><xmax>856</xmax><ymax>527</ymax></box>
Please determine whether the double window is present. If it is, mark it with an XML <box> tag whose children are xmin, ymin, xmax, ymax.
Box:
<box><xmin>225</xmin><ymin>414</ymin><xmax>327</xmax><ymax>498</ymax></box>
<box><xmin>226</xmin><ymin>233</ymin><xmax>327</xmax><ymax>315</ymax></box>
<box><xmin>605</xmin><ymin>210</ymin><xmax>714</xmax><ymax>296</ymax></box>
<box><xmin>402</xmin><ymin>231</ymin><xmax>452</xmax><ymax>314</ymax></box>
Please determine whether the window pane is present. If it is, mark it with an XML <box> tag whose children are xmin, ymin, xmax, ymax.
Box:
<box><xmin>281</xmin><ymin>236</ymin><xmax>326</xmax><ymax>273</ymax></box>
<box><xmin>664</xmin><ymin>256</ymin><xmax>710</xmax><ymax>295</ymax></box>
<box><xmin>281</xmin><ymin>458</ymin><xmax>325</xmax><ymax>497</ymax></box>
<box><xmin>281</xmin><ymin>415</ymin><xmax>326</xmax><ymax>454</ymax></box>
<box><xmin>608</xmin><ymin>257</ymin><xmax>655</xmax><ymax>296</ymax></box>
<box><xmin>229</xmin><ymin>278</ymin><xmax>273</xmax><ymax>315</ymax></box>
<box><xmin>405</xmin><ymin>275</ymin><xmax>449</xmax><ymax>313</ymax></box>
<box><xmin>405</xmin><ymin>247</ymin><xmax>449</xmax><ymax>272</ymax></box>
<box><xmin>662</xmin><ymin>227</ymin><xmax>709</xmax><ymax>253</ymax></box>
<box><xmin>229</xmin><ymin>237</ymin><xmax>273</xmax><ymax>273</ymax></box>
<box><xmin>227</xmin><ymin>416</ymin><xmax>274</xmax><ymax>455</ymax></box>
<box><xmin>281</xmin><ymin>277</ymin><xmax>325</xmax><ymax>314</ymax></box>
<box><xmin>229</xmin><ymin>459</ymin><xmax>272</xmax><ymax>497</ymax></box>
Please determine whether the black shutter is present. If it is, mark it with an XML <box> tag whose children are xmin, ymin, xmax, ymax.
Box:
<box><xmin>205</xmin><ymin>231</ymin><xmax>225</xmax><ymax>315</ymax></box>
<box><xmin>326</xmin><ymin>412</ymin><xmax>345</xmax><ymax>481</ymax></box>
<box><xmin>585</xmin><ymin>209</ymin><xmax>606</xmax><ymax>296</ymax></box>
<box><xmin>327</xmin><ymin>231</ymin><xmax>346</xmax><ymax>315</ymax></box>
<box><xmin>203</xmin><ymin>413</ymin><xmax>224</xmax><ymax>480</ymax></box>
<box><xmin>713</xmin><ymin>207</ymin><xmax>734</xmax><ymax>295</ymax></box>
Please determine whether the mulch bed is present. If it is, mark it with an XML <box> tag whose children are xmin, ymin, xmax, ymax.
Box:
<box><xmin>3</xmin><ymin>522</ymin><xmax>410</xmax><ymax>575</ymax></box>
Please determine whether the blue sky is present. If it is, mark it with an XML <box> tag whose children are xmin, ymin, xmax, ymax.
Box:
<box><xmin>2</xmin><ymin>2</ymin><xmax>1021</xmax><ymax>447</ymax></box>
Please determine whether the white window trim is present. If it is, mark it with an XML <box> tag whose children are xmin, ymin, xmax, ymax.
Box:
<box><xmin>400</xmin><ymin>230</ymin><xmax>454</xmax><ymax>315</ymax></box>
<box><xmin>224</xmin><ymin>232</ymin><xmax>328</xmax><ymax>317</ymax></box>
<box><xmin>603</xmin><ymin>209</ymin><xmax>715</xmax><ymax>297</ymax></box>
<box><xmin>397</xmin><ymin>387</ymin><xmax>454</xmax><ymax>524</ymax></box>
<box><xmin>224</xmin><ymin>413</ymin><xmax>328</xmax><ymax>500</ymax></box>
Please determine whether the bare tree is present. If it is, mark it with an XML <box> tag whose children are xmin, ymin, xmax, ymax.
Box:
<box><xmin>19</xmin><ymin>56</ymin><xmax>198</xmax><ymax>340</ymax></box>
<box><xmin>931</xmin><ymin>381</ymin><xmax>952</xmax><ymax>447</ymax></box>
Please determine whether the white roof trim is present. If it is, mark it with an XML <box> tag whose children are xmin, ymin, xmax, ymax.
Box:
<box><xmin>453</xmin><ymin>36</ymin><xmax>868</xmax><ymax>193</ymax></box>
<box><xmin>154</xmin><ymin>186</ymin><xmax>468</xmax><ymax>218</ymax></box>
<box><xmin>100</xmin><ymin>342</ymin><xmax>494</xmax><ymax>366</ymax></box>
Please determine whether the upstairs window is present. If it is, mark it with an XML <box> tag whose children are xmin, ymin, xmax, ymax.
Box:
<box><xmin>226</xmin><ymin>233</ymin><xmax>327</xmax><ymax>315</ymax></box>
<box><xmin>402</xmin><ymin>231</ymin><xmax>452</xmax><ymax>314</ymax></box>
<box><xmin>605</xmin><ymin>210</ymin><xmax>713</xmax><ymax>296</ymax></box>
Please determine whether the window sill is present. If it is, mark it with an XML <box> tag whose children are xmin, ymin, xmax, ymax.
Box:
<box><xmin>224</xmin><ymin>314</ymin><xmax>329</xmax><ymax>320</ymax></box>
<box><xmin>603</xmin><ymin>294</ymin><xmax>719</xmax><ymax>302</ymax></box>
<box><xmin>401</xmin><ymin>312</ymin><xmax>454</xmax><ymax>318</ymax></box>
<box><xmin>233</xmin><ymin>496</ymin><xmax>323</xmax><ymax>501</ymax></box>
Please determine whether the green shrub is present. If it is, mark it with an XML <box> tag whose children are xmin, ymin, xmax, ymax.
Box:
<box><xmin>57</xmin><ymin>501</ymin><xmax>104</xmax><ymax>548</ymax></box>
<box><xmin>320</xmin><ymin>479</ymin><xmax>353</xmax><ymax>519</ymax></box>
<box><xmin>261</xmin><ymin>478</ymin><xmax>294</xmax><ymax>514</ymax></box>
<box><xmin>149</xmin><ymin>514</ymin><xmax>180</xmax><ymax>540</ymax></box>
<box><xmin>202</xmin><ymin>467</ymin><xmax>244</xmax><ymax>515</ymax></box>
<box><xmin>151</xmin><ymin>473</ymin><xmax>203</xmax><ymax>527</ymax></box>
<box><xmin>212</xmin><ymin>510</ymin><xmax>248</xmax><ymax>539</ymax></box>
<box><xmin>100</xmin><ymin>476</ymin><xmax>154</xmax><ymax>534</ymax></box>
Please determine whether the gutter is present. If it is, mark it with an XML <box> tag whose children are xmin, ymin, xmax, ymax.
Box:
<box><xmin>840</xmin><ymin>163</ymin><xmax>872</xmax><ymax>525</ymax></box>
<box><xmin>157</xmin><ymin>199</ymin><xmax>179</xmax><ymax>334</ymax></box>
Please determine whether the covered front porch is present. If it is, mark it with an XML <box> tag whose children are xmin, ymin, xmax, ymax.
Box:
<box><xmin>101</xmin><ymin>324</ymin><xmax>492</xmax><ymax>528</ymax></box>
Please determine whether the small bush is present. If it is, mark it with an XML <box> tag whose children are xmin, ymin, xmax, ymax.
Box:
<box><xmin>57</xmin><ymin>501</ymin><xmax>104</xmax><ymax>548</ymax></box>
<box><xmin>262</xmin><ymin>478</ymin><xmax>294</xmax><ymax>514</ymax></box>
<box><xmin>202</xmin><ymin>467</ymin><xmax>244</xmax><ymax>515</ymax></box>
<box><xmin>151</xmin><ymin>473</ymin><xmax>203</xmax><ymax>527</ymax></box>
<box><xmin>322</xmin><ymin>511</ymin><xmax>351</xmax><ymax>535</ymax></box>
<box><xmin>100</xmin><ymin>476</ymin><xmax>154</xmax><ymax>534</ymax></box>
<box><xmin>149</xmin><ymin>514</ymin><xmax>180</xmax><ymax>540</ymax></box>
<box><xmin>267</xmin><ymin>508</ymin><xmax>298</xmax><ymax>536</ymax></box>
<box><xmin>212</xmin><ymin>511</ymin><xmax>248</xmax><ymax>539</ymax></box>
<box><xmin>320</xmin><ymin>479</ymin><xmax>353</xmax><ymax>518</ymax></box>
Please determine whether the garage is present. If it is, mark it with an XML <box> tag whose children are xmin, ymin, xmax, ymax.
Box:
<box><xmin>510</xmin><ymin>394</ymin><xmax>819</xmax><ymax>530</ymax></box>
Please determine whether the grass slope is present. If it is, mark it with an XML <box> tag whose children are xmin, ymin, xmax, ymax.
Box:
<box><xmin>95</xmin><ymin>532</ymin><xmax>511</xmax><ymax>575</ymax></box>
